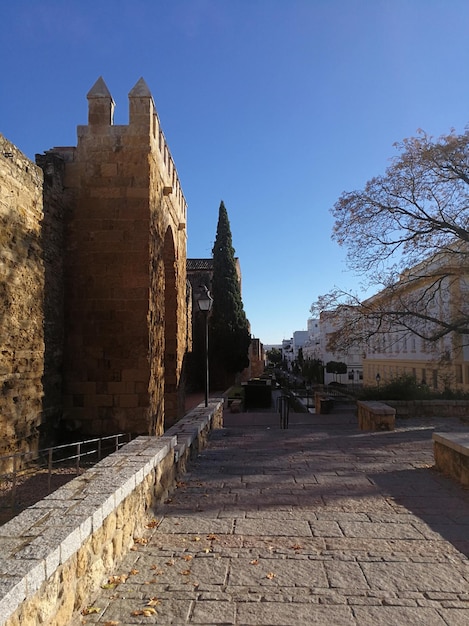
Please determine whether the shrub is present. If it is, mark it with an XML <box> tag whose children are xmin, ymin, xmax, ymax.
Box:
<box><xmin>358</xmin><ymin>374</ymin><xmax>431</xmax><ymax>401</ymax></box>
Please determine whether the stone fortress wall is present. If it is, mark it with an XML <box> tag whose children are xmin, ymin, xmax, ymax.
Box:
<box><xmin>0</xmin><ymin>135</ymin><xmax>46</xmax><ymax>462</ymax></box>
<box><xmin>0</xmin><ymin>77</ymin><xmax>191</xmax><ymax>466</ymax></box>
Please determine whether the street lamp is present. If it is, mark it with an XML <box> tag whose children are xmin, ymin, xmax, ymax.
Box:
<box><xmin>197</xmin><ymin>286</ymin><xmax>213</xmax><ymax>407</ymax></box>
<box><xmin>376</xmin><ymin>372</ymin><xmax>381</xmax><ymax>390</ymax></box>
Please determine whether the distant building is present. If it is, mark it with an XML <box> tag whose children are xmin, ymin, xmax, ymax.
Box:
<box><xmin>303</xmin><ymin>318</ymin><xmax>322</xmax><ymax>360</ymax></box>
<box><xmin>293</xmin><ymin>330</ymin><xmax>309</xmax><ymax>359</ymax></box>
<box><xmin>320</xmin><ymin>310</ymin><xmax>363</xmax><ymax>385</ymax></box>
<box><xmin>361</xmin><ymin>248</ymin><xmax>469</xmax><ymax>391</ymax></box>
<box><xmin>186</xmin><ymin>257</ymin><xmax>262</xmax><ymax>389</ymax></box>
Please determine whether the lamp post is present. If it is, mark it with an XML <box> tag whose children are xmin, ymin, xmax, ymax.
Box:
<box><xmin>197</xmin><ymin>286</ymin><xmax>213</xmax><ymax>407</ymax></box>
<box><xmin>376</xmin><ymin>372</ymin><xmax>381</xmax><ymax>391</ymax></box>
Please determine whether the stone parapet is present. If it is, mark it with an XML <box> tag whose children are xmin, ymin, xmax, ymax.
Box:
<box><xmin>357</xmin><ymin>400</ymin><xmax>395</xmax><ymax>431</ymax></box>
<box><xmin>0</xmin><ymin>400</ymin><xmax>223</xmax><ymax>626</ymax></box>
<box><xmin>314</xmin><ymin>392</ymin><xmax>334</xmax><ymax>415</ymax></box>
<box><xmin>386</xmin><ymin>399</ymin><xmax>469</xmax><ymax>419</ymax></box>
<box><xmin>433</xmin><ymin>432</ymin><xmax>469</xmax><ymax>487</ymax></box>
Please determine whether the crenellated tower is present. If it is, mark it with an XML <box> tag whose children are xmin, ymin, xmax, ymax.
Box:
<box><xmin>47</xmin><ymin>77</ymin><xmax>188</xmax><ymax>437</ymax></box>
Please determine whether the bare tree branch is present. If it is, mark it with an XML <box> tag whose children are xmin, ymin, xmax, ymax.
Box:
<box><xmin>312</xmin><ymin>126</ymin><xmax>469</xmax><ymax>354</ymax></box>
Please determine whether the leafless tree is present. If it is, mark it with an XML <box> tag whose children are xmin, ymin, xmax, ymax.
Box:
<box><xmin>311</xmin><ymin>128</ymin><xmax>469</xmax><ymax>353</ymax></box>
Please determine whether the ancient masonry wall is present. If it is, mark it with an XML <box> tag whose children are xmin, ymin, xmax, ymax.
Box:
<box><xmin>35</xmin><ymin>151</ymin><xmax>66</xmax><ymax>443</ymax></box>
<box><xmin>0</xmin><ymin>135</ymin><xmax>45</xmax><ymax>463</ymax></box>
<box><xmin>0</xmin><ymin>77</ymin><xmax>191</xmax><ymax>465</ymax></box>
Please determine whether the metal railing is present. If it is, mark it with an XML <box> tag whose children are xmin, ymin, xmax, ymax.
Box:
<box><xmin>0</xmin><ymin>433</ymin><xmax>132</xmax><ymax>512</ymax></box>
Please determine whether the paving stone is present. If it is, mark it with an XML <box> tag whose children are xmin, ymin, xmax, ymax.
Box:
<box><xmin>353</xmin><ymin>605</ymin><xmax>448</xmax><ymax>624</ymax></box>
<box><xmin>235</xmin><ymin>601</ymin><xmax>354</xmax><ymax>625</ymax></box>
<box><xmin>234</xmin><ymin>518</ymin><xmax>312</xmax><ymax>537</ymax></box>
<box><xmin>74</xmin><ymin>408</ymin><xmax>469</xmax><ymax>625</ymax></box>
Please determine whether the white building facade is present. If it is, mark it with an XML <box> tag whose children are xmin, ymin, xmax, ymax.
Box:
<box><xmin>319</xmin><ymin>310</ymin><xmax>363</xmax><ymax>386</ymax></box>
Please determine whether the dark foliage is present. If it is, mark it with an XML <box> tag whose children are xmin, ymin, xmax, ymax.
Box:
<box><xmin>209</xmin><ymin>202</ymin><xmax>251</xmax><ymax>385</ymax></box>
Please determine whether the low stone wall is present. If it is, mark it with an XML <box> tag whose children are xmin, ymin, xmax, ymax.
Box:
<box><xmin>357</xmin><ymin>400</ymin><xmax>395</xmax><ymax>431</ymax></box>
<box><xmin>0</xmin><ymin>399</ymin><xmax>223</xmax><ymax>626</ymax></box>
<box><xmin>314</xmin><ymin>392</ymin><xmax>334</xmax><ymax>415</ymax></box>
<box><xmin>433</xmin><ymin>432</ymin><xmax>469</xmax><ymax>487</ymax></box>
<box><xmin>385</xmin><ymin>400</ymin><xmax>469</xmax><ymax>420</ymax></box>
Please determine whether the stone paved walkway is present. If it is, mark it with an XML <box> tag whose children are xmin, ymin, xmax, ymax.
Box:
<box><xmin>76</xmin><ymin>404</ymin><xmax>469</xmax><ymax>625</ymax></box>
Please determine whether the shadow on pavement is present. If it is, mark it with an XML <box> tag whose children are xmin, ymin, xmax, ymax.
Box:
<box><xmin>369</xmin><ymin>466</ymin><xmax>469</xmax><ymax>558</ymax></box>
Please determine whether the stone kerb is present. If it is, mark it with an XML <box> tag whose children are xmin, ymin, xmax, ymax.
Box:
<box><xmin>0</xmin><ymin>399</ymin><xmax>223</xmax><ymax>626</ymax></box>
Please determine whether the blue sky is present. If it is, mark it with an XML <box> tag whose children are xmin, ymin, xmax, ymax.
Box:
<box><xmin>2</xmin><ymin>1</ymin><xmax>469</xmax><ymax>344</ymax></box>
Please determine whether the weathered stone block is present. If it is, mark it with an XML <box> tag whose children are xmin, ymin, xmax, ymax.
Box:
<box><xmin>433</xmin><ymin>433</ymin><xmax>469</xmax><ymax>486</ymax></box>
<box><xmin>357</xmin><ymin>401</ymin><xmax>395</xmax><ymax>431</ymax></box>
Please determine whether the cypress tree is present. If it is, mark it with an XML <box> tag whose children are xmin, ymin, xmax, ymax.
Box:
<box><xmin>209</xmin><ymin>201</ymin><xmax>251</xmax><ymax>387</ymax></box>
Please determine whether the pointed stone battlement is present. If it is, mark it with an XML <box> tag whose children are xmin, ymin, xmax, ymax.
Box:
<box><xmin>129</xmin><ymin>77</ymin><xmax>155</xmax><ymax>129</ymax></box>
<box><xmin>78</xmin><ymin>78</ymin><xmax>186</xmax><ymax>223</ymax></box>
<box><xmin>87</xmin><ymin>76</ymin><xmax>115</xmax><ymax>126</ymax></box>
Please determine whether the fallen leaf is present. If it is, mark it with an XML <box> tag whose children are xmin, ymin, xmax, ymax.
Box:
<box><xmin>108</xmin><ymin>574</ymin><xmax>128</xmax><ymax>585</ymax></box>
<box><xmin>183</xmin><ymin>555</ymin><xmax>193</xmax><ymax>561</ymax></box>
<box><xmin>82</xmin><ymin>606</ymin><xmax>101</xmax><ymax>615</ymax></box>
<box><xmin>207</xmin><ymin>534</ymin><xmax>218</xmax><ymax>540</ymax></box>
<box><xmin>164</xmin><ymin>498</ymin><xmax>173</xmax><ymax>504</ymax></box>
<box><xmin>176</xmin><ymin>481</ymin><xmax>187</xmax><ymax>488</ymax></box>
<box><xmin>291</xmin><ymin>544</ymin><xmax>303</xmax><ymax>551</ymax></box>
<box><xmin>250</xmin><ymin>559</ymin><xmax>259</xmax><ymax>565</ymax></box>
<box><xmin>266</xmin><ymin>572</ymin><xmax>276</xmax><ymax>580</ymax></box>
<box><xmin>129</xmin><ymin>569</ymin><xmax>139</xmax><ymax>576</ymax></box>
<box><xmin>181</xmin><ymin>569</ymin><xmax>191</xmax><ymax>576</ymax></box>
<box><xmin>104</xmin><ymin>621</ymin><xmax>119</xmax><ymax>626</ymax></box>
<box><xmin>142</xmin><ymin>608</ymin><xmax>157</xmax><ymax>616</ymax></box>
<box><xmin>192</xmin><ymin>536</ymin><xmax>201</xmax><ymax>542</ymax></box>
<box><xmin>134</xmin><ymin>537</ymin><xmax>148</xmax><ymax>545</ymax></box>
<box><xmin>166</xmin><ymin>559</ymin><xmax>175</xmax><ymax>566</ymax></box>
<box><xmin>146</xmin><ymin>519</ymin><xmax>160</xmax><ymax>529</ymax></box>
<box><xmin>131</xmin><ymin>607</ymin><xmax>158</xmax><ymax>617</ymax></box>
<box><xmin>147</xmin><ymin>598</ymin><xmax>162</xmax><ymax>606</ymax></box>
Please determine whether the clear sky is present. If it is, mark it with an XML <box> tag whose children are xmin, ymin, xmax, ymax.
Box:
<box><xmin>2</xmin><ymin>1</ymin><xmax>469</xmax><ymax>344</ymax></box>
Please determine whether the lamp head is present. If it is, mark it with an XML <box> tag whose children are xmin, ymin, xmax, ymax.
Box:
<box><xmin>197</xmin><ymin>285</ymin><xmax>213</xmax><ymax>312</ymax></box>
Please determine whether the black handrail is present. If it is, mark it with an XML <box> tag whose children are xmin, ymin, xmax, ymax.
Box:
<box><xmin>0</xmin><ymin>433</ymin><xmax>132</xmax><ymax>511</ymax></box>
